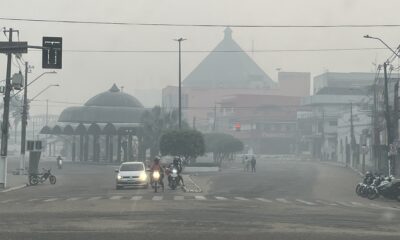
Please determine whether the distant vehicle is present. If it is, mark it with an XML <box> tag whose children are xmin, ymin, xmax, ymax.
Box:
<box><xmin>115</xmin><ymin>162</ymin><xmax>149</xmax><ymax>190</ymax></box>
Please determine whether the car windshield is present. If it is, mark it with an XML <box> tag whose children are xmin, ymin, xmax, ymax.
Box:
<box><xmin>120</xmin><ymin>164</ymin><xmax>143</xmax><ymax>171</ymax></box>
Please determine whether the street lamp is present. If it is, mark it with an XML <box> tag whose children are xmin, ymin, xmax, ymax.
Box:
<box><xmin>16</xmin><ymin>69</ymin><xmax>57</xmax><ymax>176</ymax></box>
<box><xmin>30</xmin><ymin>84</ymin><xmax>59</xmax><ymax>101</ymax></box>
<box><xmin>364</xmin><ymin>34</ymin><xmax>400</xmax><ymax>176</ymax></box>
<box><xmin>174</xmin><ymin>37</ymin><xmax>187</xmax><ymax>129</ymax></box>
<box><xmin>363</xmin><ymin>35</ymin><xmax>400</xmax><ymax>58</ymax></box>
<box><xmin>18</xmin><ymin>83</ymin><xmax>59</xmax><ymax>175</ymax></box>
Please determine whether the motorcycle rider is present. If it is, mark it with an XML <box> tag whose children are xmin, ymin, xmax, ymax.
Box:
<box><xmin>150</xmin><ymin>156</ymin><xmax>165</xmax><ymax>191</ymax></box>
<box><xmin>56</xmin><ymin>155</ymin><xmax>63</xmax><ymax>169</ymax></box>
<box><xmin>169</xmin><ymin>156</ymin><xmax>184</xmax><ymax>186</ymax></box>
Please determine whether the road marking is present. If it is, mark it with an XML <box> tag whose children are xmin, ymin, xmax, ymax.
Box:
<box><xmin>295</xmin><ymin>199</ymin><xmax>316</xmax><ymax>206</ymax></box>
<box><xmin>87</xmin><ymin>196</ymin><xmax>102</xmax><ymax>201</ymax></box>
<box><xmin>215</xmin><ymin>196</ymin><xmax>228</xmax><ymax>200</ymax></box>
<box><xmin>66</xmin><ymin>197</ymin><xmax>81</xmax><ymax>201</ymax></box>
<box><xmin>28</xmin><ymin>198</ymin><xmax>39</xmax><ymax>202</ymax></box>
<box><xmin>369</xmin><ymin>203</ymin><xmax>398</xmax><ymax>210</ymax></box>
<box><xmin>255</xmin><ymin>198</ymin><xmax>272</xmax><ymax>203</ymax></box>
<box><xmin>130</xmin><ymin>196</ymin><xmax>142</xmax><ymax>201</ymax></box>
<box><xmin>43</xmin><ymin>198</ymin><xmax>58</xmax><ymax>202</ymax></box>
<box><xmin>110</xmin><ymin>196</ymin><xmax>123</xmax><ymax>200</ymax></box>
<box><xmin>0</xmin><ymin>184</ymin><xmax>27</xmax><ymax>193</ymax></box>
<box><xmin>195</xmin><ymin>195</ymin><xmax>206</xmax><ymax>200</ymax></box>
<box><xmin>174</xmin><ymin>196</ymin><xmax>184</xmax><ymax>200</ymax></box>
<box><xmin>235</xmin><ymin>197</ymin><xmax>249</xmax><ymax>201</ymax></box>
<box><xmin>336</xmin><ymin>201</ymin><xmax>354</xmax><ymax>207</ymax></box>
<box><xmin>276</xmin><ymin>198</ymin><xmax>290</xmax><ymax>204</ymax></box>
<box><xmin>315</xmin><ymin>200</ymin><xmax>338</xmax><ymax>206</ymax></box>
<box><xmin>0</xmin><ymin>199</ymin><xmax>15</xmax><ymax>203</ymax></box>
<box><xmin>152</xmin><ymin>196</ymin><xmax>163</xmax><ymax>201</ymax></box>
<box><xmin>350</xmin><ymin>202</ymin><xmax>364</xmax><ymax>207</ymax></box>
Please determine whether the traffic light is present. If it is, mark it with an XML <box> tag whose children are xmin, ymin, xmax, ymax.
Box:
<box><xmin>42</xmin><ymin>37</ymin><xmax>62</xmax><ymax>69</ymax></box>
<box><xmin>235</xmin><ymin>123</ymin><xmax>241</xmax><ymax>131</ymax></box>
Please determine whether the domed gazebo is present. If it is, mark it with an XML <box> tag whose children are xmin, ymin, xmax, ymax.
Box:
<box><xmin>40</xmin><ymin>84</ymin><xmax>146</xmax><ymax>162</ymax></box>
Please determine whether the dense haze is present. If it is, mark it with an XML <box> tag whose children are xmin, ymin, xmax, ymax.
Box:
<box><xmin>1</xmin><ymin>0</ymin><xmax>400</xmax><ymax>115</ymax></box>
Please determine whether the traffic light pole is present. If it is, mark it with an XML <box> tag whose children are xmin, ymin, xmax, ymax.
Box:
<box><xmin>19</xmin><ymin>62</ymin><xmax>29</xmax><ymax>175</ymax></box>
<box><xmin>0</xmin><ymin>28</ymin><xmax>13</xmax><ymax>188</ymax></box>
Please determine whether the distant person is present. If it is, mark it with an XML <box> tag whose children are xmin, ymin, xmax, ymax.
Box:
<box><xmin>251</xmin><ymin>156</ymin><xmax>256</xmax><ymax>173</ymax></box>
<box><xmin>243</xmin><ymin>156</ymin><xmax>250</xmax><ymax>172</ymax></box>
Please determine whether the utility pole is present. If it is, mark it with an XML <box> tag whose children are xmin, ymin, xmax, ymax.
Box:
<box><xmin>0</xmin><ymin>28</ymin><xmax>14</xmax><ymax>188</ymax></box>
<box><xmin>213</xmin><ymin>103</ymin><xmax>217</xmax><ymax>131</ymax></box>
<box><xmin>350</xmin><ymin>102</ymin><xmax>356</xmax><ymax>168</ymax></box>
<box><xmin>174</xmin><ymin>37</ymin><xmax>186</xmax><ymax>129</ymax></box>
<box><xmin>392</xmin><ymin>80</ymin><xmax>399</xmax><ymax>175</ymax></box>
<box><xmin>19</xmin><ymin>62</ymin><xmax>29</xmax><ymax>175</ymax></box>
<box><xmin>321</xmin><ymin>108</ymin><xmax>325</xmax><ymax>160</ymax></box>
<box><xmin>383</xmin><ymin>62</ymin><xmax>393</xmax><ymax>175</ymax></box>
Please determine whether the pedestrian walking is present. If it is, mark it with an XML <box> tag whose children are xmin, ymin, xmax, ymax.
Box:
<box><xmin>251</xmin><ymin>156</ymin><xmax>256</xmax><ymax>173</ymax></box>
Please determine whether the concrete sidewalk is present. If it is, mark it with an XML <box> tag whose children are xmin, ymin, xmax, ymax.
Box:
<box><xmin>0</xmin><ymin>174</ymin><xmax>28</xmax><ymax>193</ymax></box>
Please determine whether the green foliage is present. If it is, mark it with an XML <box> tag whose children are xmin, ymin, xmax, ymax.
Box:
<box><xmin>204</xmin><ymin>133</ymin><xmax>244</xmax><ymax>163</ymax></box>
<box><xmin>160</xmin><ymin>129</ymin><xmax>205</xmax><ymax>160</ymax></box>
<box><xmin>141</xmin><ymin>106</ymin><xmax>189</xmax><ymax>158</ymax></box>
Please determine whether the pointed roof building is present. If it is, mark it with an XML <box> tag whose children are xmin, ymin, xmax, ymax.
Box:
<box><xmin>183</xmin><ymin>27</ymin><xmax>275</xmax><ymax>89</ymax></box>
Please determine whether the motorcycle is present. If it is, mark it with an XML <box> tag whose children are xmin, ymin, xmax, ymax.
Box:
<box><xmin>367</xmin><ymin>176</ymin><xmax>400</xmax><ymax>201</ymax></box>
<box><xmin>150</xmin><ymin>170</ymin><xmax>163</xmax><ymax>193</ymax></box>
<box><xmin>168</xmin><ymin>167</ymin><xmax>180</xmax><ymax>190</ymax></box>
<box><xmin>29</xmin><ymin>168</ymin><xmax>57</xmax><ymax>186</ymax></box>
<box><xmin>355</xmin><ymin>173</ymin><xmax>375</xmax><ymax>197</ymax></box>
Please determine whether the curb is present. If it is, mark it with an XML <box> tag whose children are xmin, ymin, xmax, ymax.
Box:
<box><xmin>0</xmin><ymin>184</ymin><xmax>28</xmax><ymax>193</ymax></box>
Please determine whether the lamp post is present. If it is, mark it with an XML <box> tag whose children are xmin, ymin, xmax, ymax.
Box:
<box><xmin>19</xmin><ymin>69</ymin><xmax>57</xmax><ymax>175</ymax></box>
<box><xmin>174</xmin><ymin>37</ymin><xmax>186</xmax><ymax>129</ymax></box>
<box><xmin>20</xmin><ymin>83</ymin><xmax>59</xmax><ymax>175</ymax></box>
<box><xmin>364</xmin><ymin>35</ymin><xmax>400</xmax><ymax>176</ymax></box>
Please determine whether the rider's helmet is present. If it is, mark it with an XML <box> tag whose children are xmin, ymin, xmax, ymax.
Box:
<box><xmin>154</xmin><ymin>156</ymin><xmax>161</xmax><ymax>163</ymax></box>
<box><xmin>173</xmin><ymin>156</ymin><xmax>180</xmax><ymax>165</ymax></box>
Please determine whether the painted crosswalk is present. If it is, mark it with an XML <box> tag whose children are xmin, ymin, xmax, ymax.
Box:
<box><xmin>215</xmin><ymin>196</ymin><xmax>228</xmax><ymax>200</ymax></box>
<box><xmin>152</xmin><ymin>196</ymin><xmax>163</xmax><ymax>201</ymax></box>
<box><xmin>195</xmin><ymin>195</ymin><xmax>206</xmax><ymax>200</ymax></box>
<box><xmin>130</xmin><ymin>196</ymin><xmax>143</xmax><ymax>201</ymax></box>
<box><xmin>295</xmin><ymin>199</ymin><xmax>316</xmax><ymax>206</ymax></box>
<box><xmin>174</xmin><ymin>196</ymin><xmax>184</xmax><ymax>200</ymax></box>
<box><xmin>1</xmin><ymin>195</ymin><xmax>398</xmax><ymax>211</ymax></box>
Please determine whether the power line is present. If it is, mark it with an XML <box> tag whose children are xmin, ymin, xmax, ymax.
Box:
<box><xmin>1</xmin><ymin>17</ymin><xmax>400</xmax><ymax>28</ymax></box>
<box><xmin>27</xmin><ymin>47</ymin><xmax>389</xmax><ymax>54</ymax></box>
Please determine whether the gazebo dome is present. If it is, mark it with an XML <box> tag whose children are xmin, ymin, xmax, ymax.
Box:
<box><xmin>58</xmin><ymin>84</ymin><xmax>145</xmax><ymax>123</ymax></box>
<box><xmin>85</xmin><ymin>84</ymin><xmax>143</xmax><ymax>108</ymax></box>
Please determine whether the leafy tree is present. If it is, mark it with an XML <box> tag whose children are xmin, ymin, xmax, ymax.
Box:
<box><xmin>204</xmin><ymin>133</ymin><xmax>244</xmax><ymax>164</ymax></box>
<box><xmin>160</xmin><ymin>129</ymin><xmax>205</xmax><ymax>163</ymax></box>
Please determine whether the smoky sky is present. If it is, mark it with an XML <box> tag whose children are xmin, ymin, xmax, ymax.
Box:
<box><xmin>1</xmin><ymin>0</ymin><xmax>400</xmax><ymax>115</ymax></box>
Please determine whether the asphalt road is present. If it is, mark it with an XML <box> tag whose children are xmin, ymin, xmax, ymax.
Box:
<box><xmin>0</xmin><ymin>158</ymin><xmax>399</xmax><ymax>240</ymax></box>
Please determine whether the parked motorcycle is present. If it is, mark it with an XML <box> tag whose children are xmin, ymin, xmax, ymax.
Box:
<box><xmin>355</xmin><ymin>172</ymin><xmax>375</xmax><ymax>197</ymax></box>
<box><xmin>367</xmin><ymin>176</ymin><xmax>400</xmax><ymax>201</ymax></box>
<box><xmin>29</xmin><ymin>168</ymin><xmax>57</xmax><ymax>185</ymax></box>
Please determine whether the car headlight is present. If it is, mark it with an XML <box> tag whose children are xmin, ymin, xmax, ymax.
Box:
<box><xmin>139</xmin><ymin>172</ymin><xmax>147</xmax><ymax>181</ymax></box>
<box><xmin>117</xmin><ymin>174</ymin><xmax>122</xmax><ymax>180</ymax></box>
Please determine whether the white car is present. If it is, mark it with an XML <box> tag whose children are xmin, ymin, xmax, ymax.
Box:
<box><xmin>115</xmin><ymin>162</ymin><xmax>149</xmax><ymax>190</ymax></box>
